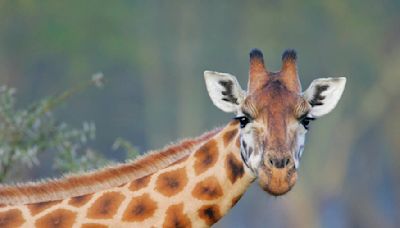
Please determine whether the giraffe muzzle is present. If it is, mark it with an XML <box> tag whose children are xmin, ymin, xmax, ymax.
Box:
<box><xmin>257</xmin><ymin>159</ymin><xmax>298</xmax><ymax>196</ymax></box>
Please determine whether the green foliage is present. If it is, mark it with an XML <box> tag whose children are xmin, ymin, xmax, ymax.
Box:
<box><xmin>112</xmin><ymin>138</ymin><xmax>141</xmax><ymax>160</ymax></box>
<box><xmin>0</xmin><ymin>74</ymin><xmax>121</xmax><ymax>181</ymax></box>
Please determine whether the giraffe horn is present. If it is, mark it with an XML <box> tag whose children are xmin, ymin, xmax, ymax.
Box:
<box><xmin>280</xmin><ymin>49</ymin><xmax>301</xmax><ymax>93</ymax></box>
<box><xmin>248</xmin><ymin>49</ymin><xmax>269</xmax><ymax>93</ymax></box>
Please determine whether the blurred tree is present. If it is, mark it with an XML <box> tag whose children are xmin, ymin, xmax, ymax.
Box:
<box><xmin>0</xmin><ymin>74</ymin><xmax>109</xmax><ymax>181</ymax></box>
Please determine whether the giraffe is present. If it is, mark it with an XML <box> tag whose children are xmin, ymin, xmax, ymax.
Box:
<box><xmin>0</xmin><ymin>49</ymin><xmax>346</xmax><ymax>227</ymax></box>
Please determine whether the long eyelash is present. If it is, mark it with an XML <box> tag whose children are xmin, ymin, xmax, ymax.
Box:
<box><xmin>242</xmin><ymin>111</ymin><xmax>252</xmax><ymax>119</ymax></box>
<box><xmin>298</xmin><ymin>113</ymin><xmax>308</xmax><ymax>121</ymax></box>
<box><xmin>233</xmin><ymin>111</ymin><xmax>252</xmax><ymax>122</ymax></box>
<box><xmin>298</xmin><ymin>113</ymin><xmax>315</xmax><ymax>121</ymax></box>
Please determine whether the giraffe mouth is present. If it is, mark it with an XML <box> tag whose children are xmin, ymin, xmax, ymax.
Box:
<box><xmin>257</xmin><ymin>166</ymin><xmax>298</xmax><ymax>196</ymax></box>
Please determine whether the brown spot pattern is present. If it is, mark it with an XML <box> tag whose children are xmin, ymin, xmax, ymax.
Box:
<box><xmin>235</xmin><ymin>136</ymin><xmax>241</xmax><ymax>148</ymax></box>
<box><xmin>122</xmin><ymin>193</ymin><xmax>157</xmax><ymax>222</ymax></box>
<box><xmin>223</xmin><ymin>129</ymin><xmax>237</xmax><ymax>147</ymax></box>
<box><xmin>129</xmin><ymin>175</ymin><xmax>151</xmax><ymax>192</ymax></box>
<box><xmin>35</xmin><ymin>209</ymin><xmax>76</xmax><ymax>228</ymax></box>
<box><xmin>68</xmin><ymin>194</ymin><xmax>93</xmax><ymax>207</ymax></box>
<box><xmin>228</xmin><ymin>119</ymin><xmax>240</xmax><ymax>127</ymax></box>
<box><xmin>155</xmin><ymin>168</ymin><xmax>188</xmax><ymax>197</ymax></box>
<box><xmin>162</xmin><ymin>203</ymin><xmax>191</xmax><ymax>228</ymax></box>
<box><xmin>231</xmin><ymin>194</ymin><xmax>243</xmax><ymax>207</ymax></box>
<box><xmin>194</xmin><ymin>140</ymin><xmax>218</xmax><ymax>175</ymax></box>
<box><xmin>27</xmin><ymin>200</ymin><xmax>62</xmax><ymax>216</ymax></box>
<box><xmin>0</xmin><ymin>209</ymin><xmax>25</xmax><ymax>228</ymax></box>
<box><xmin>87</xmin><ymin>192</ymin><xmax>125</xmax><ymax>219</ymax></box>
<box><xmin>225</xmin><ymin>153</ymin><xmax>244</xmax><ymax>184</ymax></box>
<box><xmin>198</xmin><ymin>204</ymin><xmax>221</xmax><ymax>226</ymax></box>
<box><xmin>192</xmin><ymin>176</ymin><xmax>223</xmax><ymax>200</ymax></box>
<box><xmin>81</xmin><ymin>223</ymin><xmax>109</xmax><ymax>228</ymax></box>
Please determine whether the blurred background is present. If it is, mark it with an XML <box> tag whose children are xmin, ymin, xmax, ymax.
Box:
<box><xmin>0</xmin><ymin>1</ymin><xmax>399</xmax><ymax>227</ymax></box>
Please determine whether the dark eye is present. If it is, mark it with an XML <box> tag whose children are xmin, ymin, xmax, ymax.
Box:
<box><xmin>300</xmin><ymin>117</ymin><xmax>314</xmax><ymax>130</ymax></box>
<box><xmin>234</xmin><ymin>116</ymin><xmax>250</xmax><ymax>128</ymax></box>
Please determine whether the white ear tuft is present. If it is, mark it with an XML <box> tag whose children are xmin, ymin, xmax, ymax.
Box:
<box><xmin>303</xmin><ymin>77</ymin><xmax>346</xmax><ymax>118</ymax></box>
<box><xmin>204</xmin><ymin>71</ymin><xmax>245</xmax><ymax>113</ymax></box>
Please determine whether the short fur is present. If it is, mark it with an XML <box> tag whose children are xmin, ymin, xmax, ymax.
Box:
<box><xmin>0</xmin><ymin>128</ymin><xmax>220</xmax><ymax>205</ymax></box>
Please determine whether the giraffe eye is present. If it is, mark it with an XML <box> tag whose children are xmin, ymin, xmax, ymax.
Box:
<box><xmin>234</xmin><ymin>116</ymin><xmax>250</xmax><ymax>128</ymax></box>
<box><xmin>300</xmin><ymin>117</ymin><xmax>314</xmax><ymax>130</ymax></box>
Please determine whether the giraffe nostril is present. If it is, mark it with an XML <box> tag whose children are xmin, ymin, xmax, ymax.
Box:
<box><xmin>269</xmin><ymin>159</ymin><xmax>274</xmax><ymax>166</ymax></box>
<box><xmin>268</xmin><ymin>157</ymin><xmax>291</xmax><ymax>169</ymax></box>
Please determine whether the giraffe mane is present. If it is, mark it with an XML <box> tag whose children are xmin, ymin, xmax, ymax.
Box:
<box><xmin>0</xmin><ymin>128</ymin><xmax>221</xmax><ymax>205</ymax></box>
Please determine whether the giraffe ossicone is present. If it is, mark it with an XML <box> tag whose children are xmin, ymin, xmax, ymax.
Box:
<box><xmin>0</xmin><ymin>49</ymin><xmax>346</xmax><ymax>227</ymax></box>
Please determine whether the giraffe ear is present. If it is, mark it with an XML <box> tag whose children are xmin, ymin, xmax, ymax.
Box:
<box><xmin>303</xmin><ymin>77</ymin><xmax>346</xmax><ymax>118</ymax></box>
<box><xmin>204</xmin><ymin>71</ymin><xmax>245</xmax><ymax>113</ymax></box>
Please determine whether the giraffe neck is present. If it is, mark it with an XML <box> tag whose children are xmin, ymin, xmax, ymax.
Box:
<box><xmin>184</xmin><ymin>120</ymin><xmax>256</xmax><ymax>226</ymax></box>
<box><xmin>120</xmin><ymin>120</ymin><xmax>256</xmax><ymax>227</ymax></box>
<box><xmin>0</xmin><ymin>128</ymin><xmax>220</xmax><ymax>206</ymax></box>
<box><xmin>0</xmin><ymin>121</ymin><xmax>255</xmax><ymax>227</ymax></box>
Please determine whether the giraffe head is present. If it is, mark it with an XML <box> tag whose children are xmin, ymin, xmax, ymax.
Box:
<box><xmin>204</xmin><ymin>49</ymin><xmax>346</xmax><ymax>196</ymax></box>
